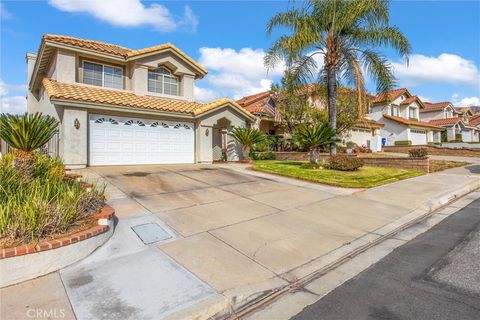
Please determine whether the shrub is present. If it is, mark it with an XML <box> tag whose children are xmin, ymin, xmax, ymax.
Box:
<box><xmin>354</xmin><ymin>144</ymin><xmax>372</xmax><ymax>154</ymax></box>
<box><xmin>300</xmin><ymin>161</ymin><xmax>327</xmax><ymax>169</ymax></box>
<box><xmin>229</xmin><ymin>128</ymin><xmax>266</xmax><ymax>160</ymax></box>
<box><xmin>408</xmin><ymin>147</ymin><xmax>428</xmax><ymax>158</ymax></box>
<box><xmin>251</xmin><ymin>151</ymin><xmax>275</xmax><ymax>160</ymax></box>
<box><xmin>0</xmin><ymin>153</ymin><xmax>105</xmax><ymax>246</ymax></box>
<box><xmin>293</xmin><ymin>123</ymin><xmax>337</xmax><ymax>163</ymax></box>
<box><xmin>325</xmin><ymin>155</ymin><xmax>364</xmax><ymax>171</ymax></box>
<box><xmin>455</xmin><ymin>133</ymin><xmax>463</xmax><ymax>142</ymax></box>
<box><xmin>346</xmin><ymin>141</ymin><xmax>357</xmax><ymax>150</ymax></box>
<box><xmin>395</xmin><ymin>140</ymin><xmax>412</xmax><ymax>146</ymax></box>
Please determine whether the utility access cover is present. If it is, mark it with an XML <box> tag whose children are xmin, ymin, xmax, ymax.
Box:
<box><xmin>132</xmin><ymin>223</ymin><xmax>172</xmax><ymax>245</ymax></box>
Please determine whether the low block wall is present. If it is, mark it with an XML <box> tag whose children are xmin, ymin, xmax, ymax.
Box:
<box><xmin>360</xmin><ymin>157</ymin><xmax>429</xmax><ymax>172</ymax></box>
<box><xmin>272</xmin><ymin>152</ymin><xmax>429</xmax><ymax>172</ymax></box>
<box><xmin>384</xmin><ymin>145</ymin><xmax>480</xmax><ymax>158</ymax></box>
<box><xmin>0</xmin><ymin>205</ymin><xmax>115</xmax><ymax>288</ymax></box>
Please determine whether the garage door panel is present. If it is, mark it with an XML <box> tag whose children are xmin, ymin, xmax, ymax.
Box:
<box><xmin>89</xmin><ymin>115</ymin><xmax>194</xmax><ymax>165</ymax></box>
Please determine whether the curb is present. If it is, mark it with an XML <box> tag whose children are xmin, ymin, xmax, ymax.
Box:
<box><xmin>168</xmin><ymin>177</ymin><xmax>480</xmax><ymax>320</ymax></box>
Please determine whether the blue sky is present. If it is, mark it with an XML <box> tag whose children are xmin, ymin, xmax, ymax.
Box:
<box><xmin>1</xmin><ymin>0</ymin><xmax>479</xmax><ymax>114</ymax></box>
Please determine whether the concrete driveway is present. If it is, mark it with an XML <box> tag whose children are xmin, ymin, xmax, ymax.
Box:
<box><xmin>3</xmin><ymin>163</ymin><xmax>479</xmax><ymax>320</ymax></box>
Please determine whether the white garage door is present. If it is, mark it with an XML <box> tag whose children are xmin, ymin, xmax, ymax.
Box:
<box><xmin>410</xmin><ymin>129</ymin><xmax>427</xmax><ymax>145</ymax></box>
<box><xmin>89</xmin><ymin>115</ymin><xmax>194</xmax><ymax>165</ymax></box>
<box><xmin>349</xmin><ymin>128</ymin><xmax>372</xmax><ymax>148</ymax></box>
<box><xmin>461</xmin><ymin>130</ymin><xmax>471</xmax><ymax>142</ymax></box>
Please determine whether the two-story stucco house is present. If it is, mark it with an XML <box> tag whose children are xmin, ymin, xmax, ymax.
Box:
<box><xmin>367</xmin><ymin>88</ymin><xmax>444</xmax><ymax>146</ymax></box>
<box><xmin>237</xmin><ymin>86</ymin><xmax>385</xmax><ymax>151</ymax></box>
<box><xmin>26</xmin><ymin>34</ymin><xmax>254</xmax><ymax>168</ymax></box>
<box><xmin>420</xmin><ymin>101</ymin><xmax>479</xmax><ymax>142</ymax></box>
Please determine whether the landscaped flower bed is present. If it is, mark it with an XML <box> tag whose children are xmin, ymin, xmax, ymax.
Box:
<box><xmin>0</xmin><ymin>152</ymin><xmax>106</xmax><ymax>249</ymax></box>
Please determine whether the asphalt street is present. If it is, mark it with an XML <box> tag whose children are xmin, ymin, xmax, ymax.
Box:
<box><xmin>293</xmin><ymin>197</ymin><xmax>480</xmax><ymax>320</ymax></box>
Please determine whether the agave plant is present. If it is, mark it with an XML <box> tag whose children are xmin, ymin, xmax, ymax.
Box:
<box><xmin>0</xmin><ymin>112</ymin><xmax>59</xmax><ymax>175</ymax></box>
<box><xmin>229</xmin><ymin>127</ymin><xmax>266</xmax><ymax>160</ymax></box>
<box><xmin>293</xmin><ymin>122</ymin><xmax>337</xmax><ymax>163</ymax></box>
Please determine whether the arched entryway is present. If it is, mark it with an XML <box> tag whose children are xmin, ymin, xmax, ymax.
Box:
<box><xmin>212</xmin><ymin>117</ymin><xmax>240</xmax><ymax>161</ymax></box>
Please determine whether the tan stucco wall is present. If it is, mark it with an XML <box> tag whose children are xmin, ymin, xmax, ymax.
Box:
<box><xmin>196</xmin><ymin>107</ymin><xmax>248</xmax><ymax>162</ymax></box>
<box><xmin>61</xmin><ymin>107</ymin><xmax>88</xmax><ymax>168</ymax></box>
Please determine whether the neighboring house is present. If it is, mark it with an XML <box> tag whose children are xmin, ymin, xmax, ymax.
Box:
<box><xmin>368</xmin><ymin>88</ymin><xmax>444</xmax><ymax>146</ymax></box>
<box><xmin>237</xmin><ymin>86</ymin><xmax>384</xmax><ymax>151</ymax></box>
<box><xmin>26</xmin><ymin>34</ymin><xmax>255</xmax><ymax>167</ymax></box>
<box><xmin>420</xmin><ymin>101</ymin><xmax>479</xmax><ymax>142</ymax></box>
<box><xmin>236</xmin><ymin>91</ymin><xmax>281</xmax><ymax>135</ymax></box>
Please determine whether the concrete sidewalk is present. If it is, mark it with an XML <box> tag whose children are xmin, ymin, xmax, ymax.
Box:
<box><xmin>1</xmin><ymin>162</ymin><xmax>479</xmax><ymax>320</ymax></box>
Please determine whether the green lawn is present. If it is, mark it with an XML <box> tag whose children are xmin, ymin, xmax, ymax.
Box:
<box><xmin>252</xmin><ymin>161</ymin><xmax>425</xmax><ymax>188</ymax></box>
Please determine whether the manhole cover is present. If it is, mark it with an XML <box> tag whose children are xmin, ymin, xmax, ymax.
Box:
<box><xmin>131</xmin><ymin>223</ymin><xmax>172</xmax><ymax>245</ymax></box>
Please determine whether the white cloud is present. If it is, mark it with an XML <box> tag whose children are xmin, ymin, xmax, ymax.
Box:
<box><xmin>0</xmin><ymin>80</ymin><xmax>27</xmax><ymax>115</ymax></box>
<box><xmin>391</xmin><ymin>53</ymin><xmax>480</xmax><ymax>87</ymax></box>
<box><xmin>194</xmin><ymin>86</ymin><xmax>219</xmax><ymax>102</ymax></box>
<box><xmin>452</xmin><ymin>94</ymin><xmax>480</xmax><ymax>107</ymax></box>
<box><xmin>48</xmin><ymin>0</ymin><xmax>198</xmax><ymax>32</ymax></box>
<box><xmin>417</xmin><ymin>95</ymin><xmax>431</xmax><ymax>103</ymax></box>
<box><xmin>0</xmin><ymin>3</ymin><xmax>12</xmax><ymax>19</ymax></box>
<box><xmin>196</xmin><ymin>47</ymin><xmax>285</xmax><ymax>100</ymax></box>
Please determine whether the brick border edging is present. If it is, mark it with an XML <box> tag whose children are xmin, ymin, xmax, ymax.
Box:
<box><xmin>0</xmin><ymin>204</ymin><xmax>115</xmax><ymax>259</ymax></box>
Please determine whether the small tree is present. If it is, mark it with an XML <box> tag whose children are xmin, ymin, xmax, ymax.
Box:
<box><xmin>0</xmin><ymin>112</ymin><xmax>59</xmax><ymax>174</ymax></box>
<box><xmin>229</xmin><ymin>128</ymin><xmax>266</xmax><ymax>160</ymax></box>
<box><xmin>293</xmin><ymin>122</ymin><xmax>337</xmax><ymax>163</ymax></box>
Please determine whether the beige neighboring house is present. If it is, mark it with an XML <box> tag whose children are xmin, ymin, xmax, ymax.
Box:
<box><xmin>237</xmin><ymin>86</ymin><xmax>385</xmax><ymax>151</ymax></box>
<box><xmin>26</xmin><ymin>34</ymin><xmax>254</xmax><ymax>168</ymax></box>
<box><xmin>420</xmin><ymin>102</ymin><xmax>479</xmax><ymax>142</ymax></box>
<box><xmin>367</xmin><ymin>88</ymin><xmax>444</xmax><ymax>146</ymax></box>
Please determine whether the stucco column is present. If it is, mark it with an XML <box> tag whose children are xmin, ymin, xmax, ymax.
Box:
<box><xmin>132</xmin><ymin>65</ymin><xmax>148</xmax><ymax>96</ymax></box>
<box><xmin>62</xmin><ymin>107</ymin><xmax>88</xmax><ymax>168</ymax></box>
<box><xmin>182</xmin><ymin>75</ymin><xmax>195</xmax><ymax>101</ymax></box>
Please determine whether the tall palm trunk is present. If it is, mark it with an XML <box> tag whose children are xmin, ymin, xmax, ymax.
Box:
<box><xmin>327</xmin><ymin>66</ymin><xmax>337</xmax><ymax>156</ymax></box>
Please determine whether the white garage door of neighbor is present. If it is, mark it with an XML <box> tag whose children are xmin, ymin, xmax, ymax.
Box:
<box><xmin>89</xmin><ymin>115</ymin><xmax>194</xmax><ymax>165</ymax></box>
<box><xmin>349</xmin><ymin>128</ymin><xmax>372</xmax><ymax>147</ymax></box>
<box><xmin>461</xmin><ymin>130</ymin><xmax>471</xmax><ymax>142</ymax></box>
<box><xmin>410</xmin><ymin>129</ymin><xmax>427</xmax><ymax>145</ymax></box>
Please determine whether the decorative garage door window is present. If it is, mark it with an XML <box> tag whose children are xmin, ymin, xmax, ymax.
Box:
<box><xmin>89</xmin><ymin>115</ymin><xmax>194</xmax><ymax>165</ymax></box>
<box><xmin>174</xmin><ymin>124</ymin><xmax>191</xmax><ymax>129</ymax></box>
<box><xmin>124</xmin><ymin>120</ymin><xmax>146</xmax><ymax>126</ymax></box>
<box><xmin>151</xmin><ymin>122</ymin><xmax>169</xmax><ymax>128</ymax></box>
<box><xmin>94</xmin><ymin>117</ymin><xmax>119</xmax><ymax>125</ymax></box>
<box><xmin>411</xmin><ymin>129</ymin><xmax>426</xmax><ymax>134</ymax></box>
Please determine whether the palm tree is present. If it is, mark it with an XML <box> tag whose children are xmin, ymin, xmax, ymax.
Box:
<box><xmin>229</xmin><ymin>127</ymin><xmax>266</xmax><ymax>160</ymax></box>
<box><xmin>265</xmin><ymin>0</ymin><xmax>410</xmax><ymax>155</ymax></box>
<box><xmin>0</xmin><ymin>112</ymin><xmax>59</xmax><ymax>174</ymax></box>
<box><xmin>293</xmin><ymin>122</ymin><xmax>337</xmax><ymax>163</ymax></box>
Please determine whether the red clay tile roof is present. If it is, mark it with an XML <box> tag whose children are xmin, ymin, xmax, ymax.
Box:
<box><xmin>236</xmin><ymin>91</ymin><xmax>271</xmax><ymax>107</ymax></box>
<box><xmin>400</xmin><ymin>96</ymin><xmax>417</xmax><ymax>105</ymax></box>
<box><xmin>43</xmin><ymin>79</ymin><xmax>254</xmax><ymax>119</ymax></box>
<box><xmin>422</xmin><ymin>101</ymin><xmax>452</xmax><ymax>112</ymax></box>
<box><xmin>428</xmin><ymin>118</ymin><xmax>462</xmax><ymax>126</ymax></box>
<box><xmin>353</xmin><ymin>118</ymin><xmax>384</xmax><ymax>128</ymax></box>
<box><xmin>42</xmin><ymin>34</ymin><xmax>207</xmax><ymax>75</ymax></box>
<box><xmin>468</xmin><ymin>114</ymin><xmax>480</xmax><ymax>126</ymax></box>
<box><xmin>372</xmin><ymin>88</ymin><xmax>409</xmax><ymax>103</ymax></box>
<box><xmin>383</xmin><ymin>114</ymin><xmax>444</xmax><ymax>129</ymax></box>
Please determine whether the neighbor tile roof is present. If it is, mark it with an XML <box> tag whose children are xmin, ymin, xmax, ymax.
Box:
<box><xmin>422</xmin><ymin>101</ymin><xmax>452</xmax><ymax>112</ymax></box>
<box><xmin>400</xmin><ymin>96</ymin><xmax>419</xmax><ymax>105</ymax></box>
<box><xmin>42</xmin><ymin>34</ymin><xmax>207</xmax><ymax>74</ymax></box>
<box><xmin>428</xmin><ymin>118</ymin><xmax>462</xmax><ymax>126</ymax></box>
<box><xmin>371</xmin><ymin>88</ymin><xmax>409</xmax><ymax>103</ymax></box>
<box><xmin>383</xmin><ymin>114</ymin><xmax>444</xmax><ymax>129</ymax></box>
<box><xmin>43</xmin><ymin>79</ymin><xmax>253</xmax><ymax>119</ymax></box>
<box><xmin>468</xmin><ymin>114</ymin><xmax>480</xmax><ymax>126</ymax></box>
<box><xmin>236</xmin><ymin>91</ymin><xmax>271</xmax><ymax>107</ymax></box>
<box><xmin>353</xmin><ymin>118</ymin><xmax>385</xmax><ymax>128</ymax></box>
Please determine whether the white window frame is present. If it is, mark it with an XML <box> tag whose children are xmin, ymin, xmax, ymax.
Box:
<box><xmin>148</xmin><ymin>66</ymin><xmax>179</xmax><ymax>96</ymax></box>
<box><xmin>82</xmin><ymin>60</ymin><xmax>123</xmax><ymax>89</ymax></box>
<box><xmin>390</xmin><ymin>105</ymin><xmax>399</xmax><ymax>117</ymax></box>
<box><xmin>409</xmin><ymin>107</ymin><xmax>417</xmax><ymax>119</ymax></box>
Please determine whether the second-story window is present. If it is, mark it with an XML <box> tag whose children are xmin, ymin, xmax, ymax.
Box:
<box><xmin>148</xmin><ymin>67</ymin><xmax>179</xmax><ymax>96</ymax></box>
<box><xmin>409</xmin><ymin>107</ymin><xmax>417</xmax><ymax>119</ymax></box>
<box><xmin>390</xmin><ymin>105</ymin><xmax>399</xmax><ymax>117</ymax></box>
<box><xmin>83</xmin><ymin>61</ymin><xmax>123</xmax><ymax>89</ymax></box>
